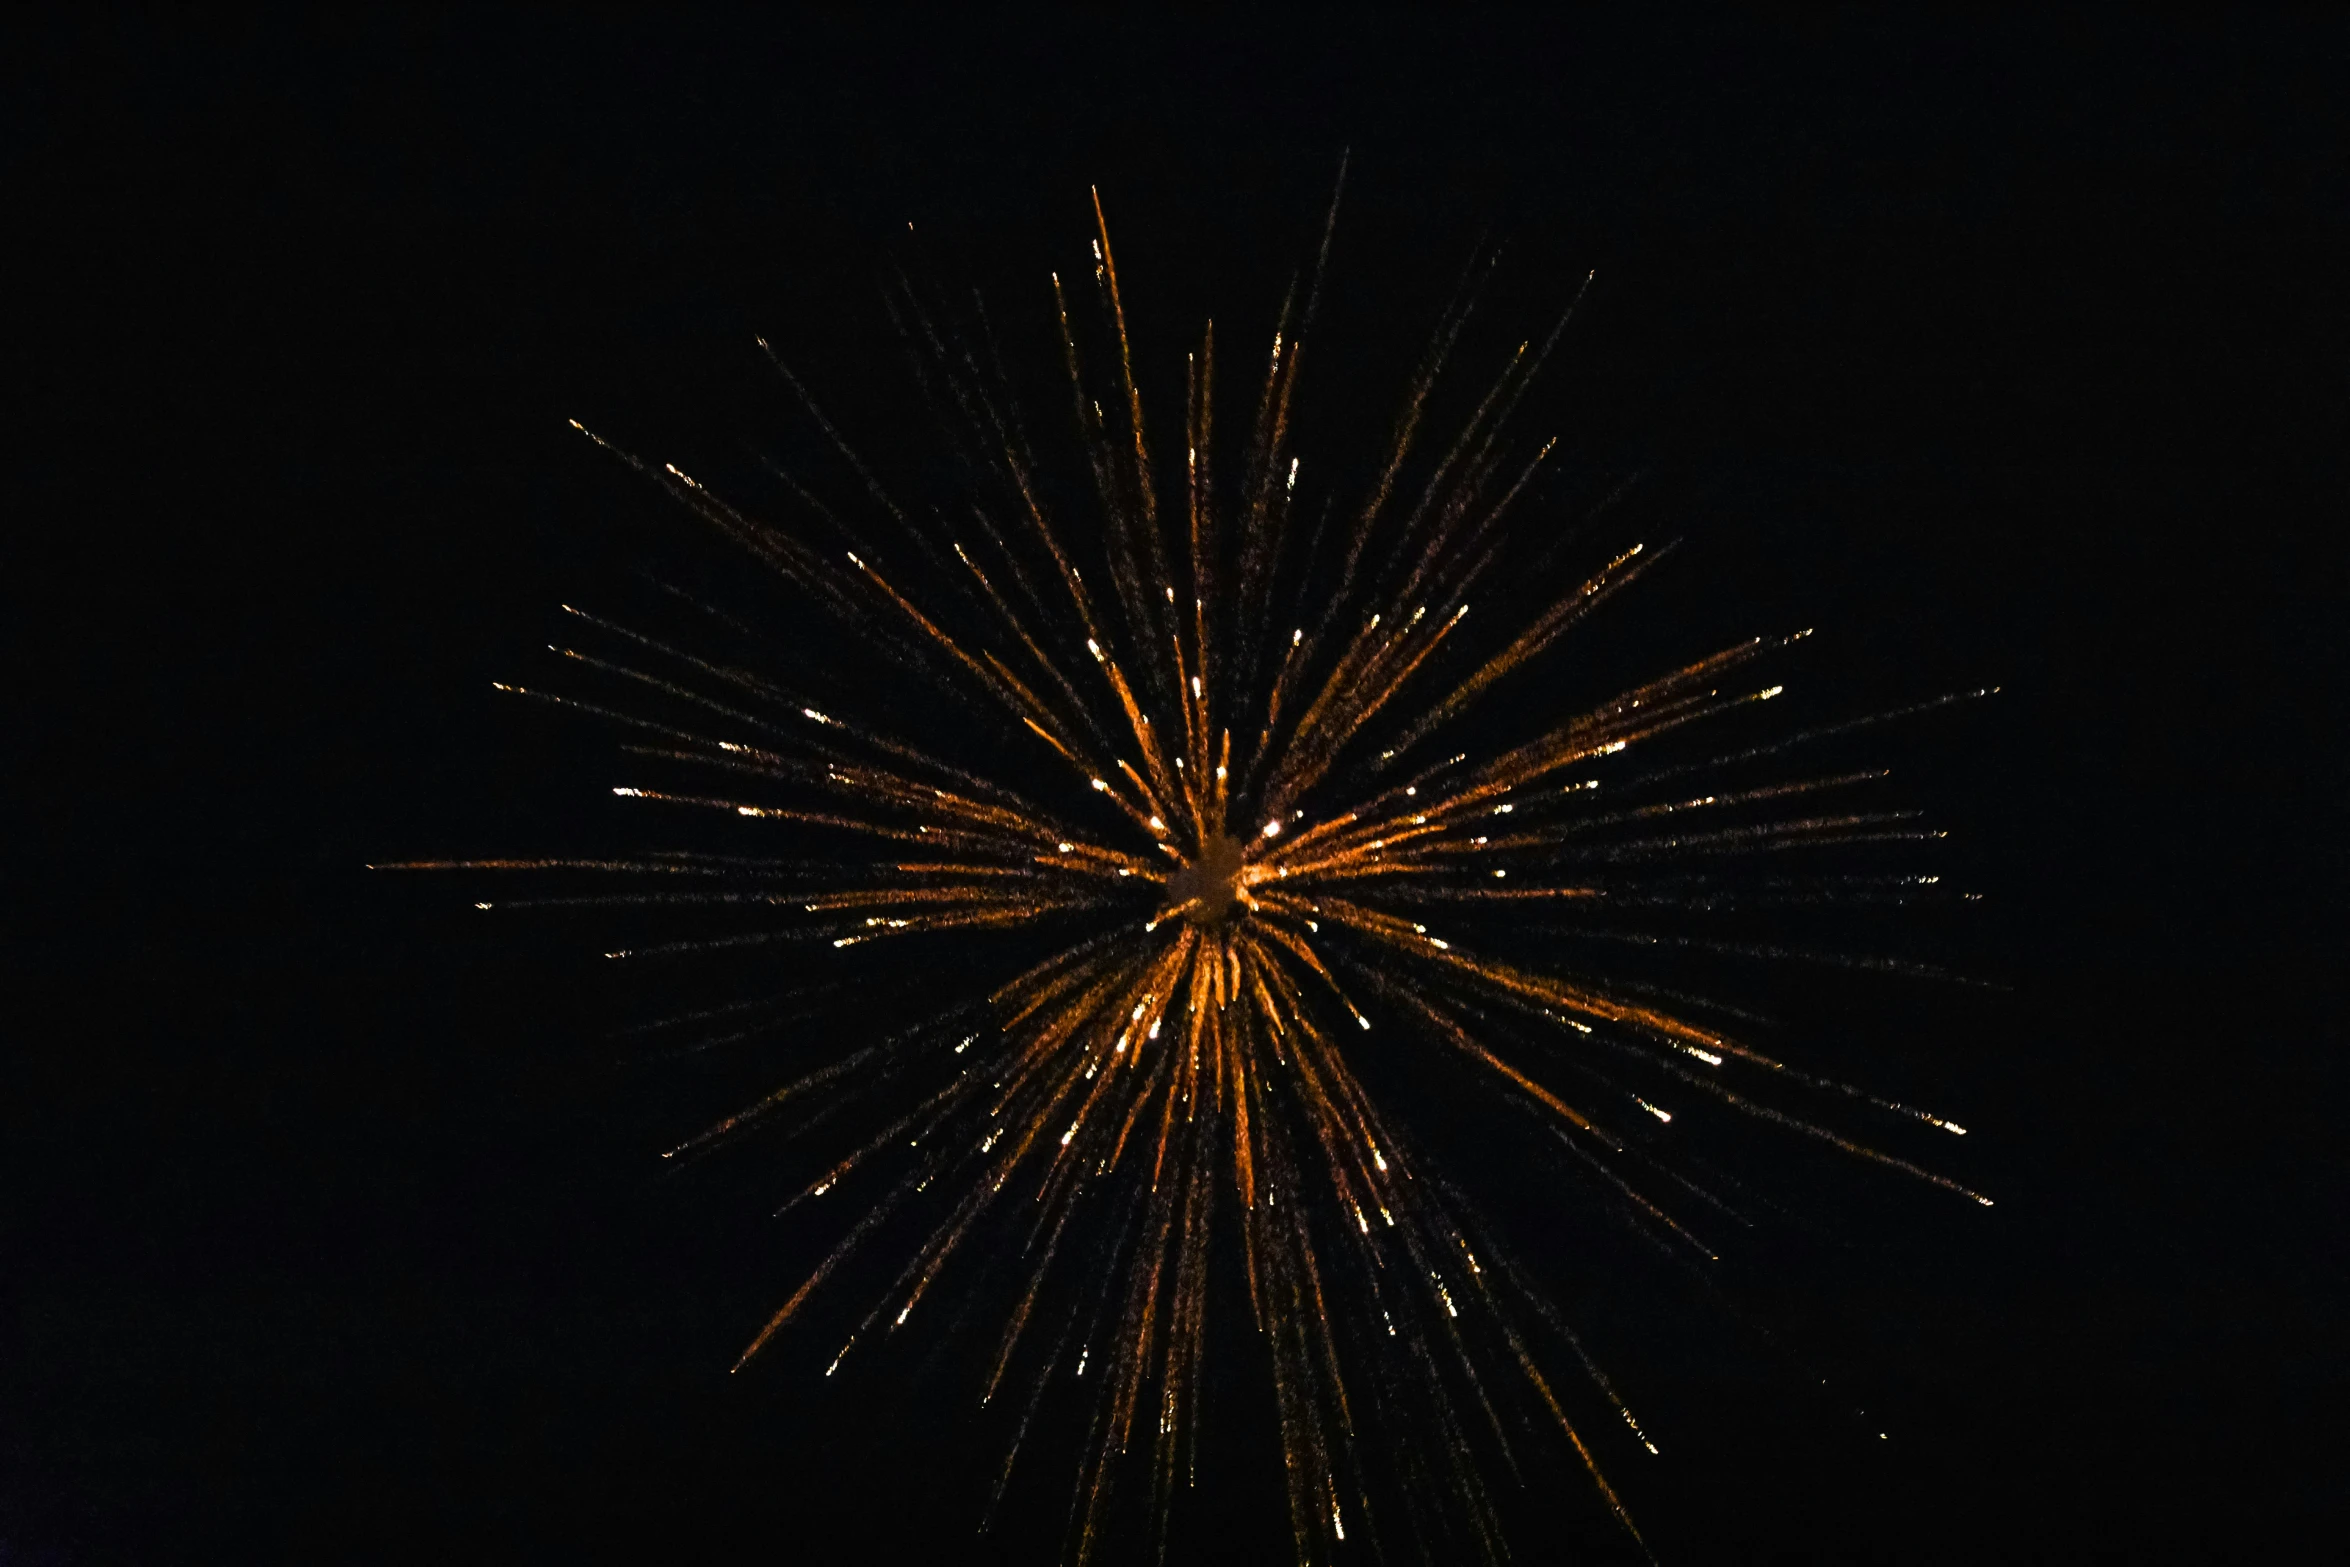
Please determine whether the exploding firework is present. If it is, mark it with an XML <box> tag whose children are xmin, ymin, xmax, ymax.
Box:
<box><xmin>389</xmin><ymin>172</ymin><xmax>1990</xmax><ymax>1563</ymax></box>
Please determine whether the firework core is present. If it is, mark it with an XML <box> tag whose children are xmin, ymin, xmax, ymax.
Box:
<box><xmin>1165</xmin><ymin>832</ymin><xmax>1248</xmax><ymax>926</ymax></box>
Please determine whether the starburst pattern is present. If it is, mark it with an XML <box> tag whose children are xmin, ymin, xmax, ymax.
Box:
<box><xmin>389</xmin><ymin>174</ymin><xmax>1989</xmax><ymax>1564</ymax></box>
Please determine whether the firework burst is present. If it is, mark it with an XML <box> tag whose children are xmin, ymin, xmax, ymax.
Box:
<box><xmin>389</xmin><ymin>171</ymin><xmax>1989</xmax><ymax>1563</ymax></box>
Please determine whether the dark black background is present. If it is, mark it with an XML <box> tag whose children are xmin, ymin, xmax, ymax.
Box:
<box><xmin>9</xmin><ymin>13</ymin><xmax>2345</xmax><ymax>1564</ymax></box>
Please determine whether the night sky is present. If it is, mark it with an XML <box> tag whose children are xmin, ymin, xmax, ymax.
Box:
<box><xmin>11</xmin><ymin>15</ymin><xmax>2345</xmax><ymax>1564</ymax></box>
